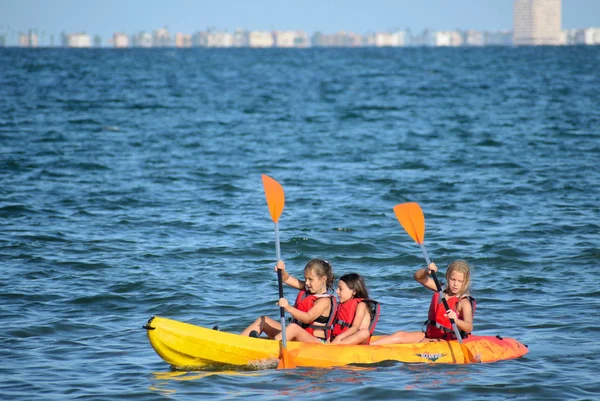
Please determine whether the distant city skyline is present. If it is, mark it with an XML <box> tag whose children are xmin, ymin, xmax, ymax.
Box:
<box><xmin>2</xmin><ymin>0</ymin><xmax>600</xmax><ymax>46</ymax></box>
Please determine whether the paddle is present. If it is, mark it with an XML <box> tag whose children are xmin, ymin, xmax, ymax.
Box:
<box><xmin>393</xmin><ymin>202</ymin><xmax>476</xmax><ymax>364</ymax></box>
<box><xmin>261</xmin><ymin>174</ymin><xmax>296</xmax><ymax>369</ymax></box>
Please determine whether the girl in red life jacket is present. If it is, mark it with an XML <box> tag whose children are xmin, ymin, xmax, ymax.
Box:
<box><xmin>240</xmin><ymin>259</ymin><xmax>335</xmax><ymax>342</ymax></box>
<box><xmin>371</xmin><ymin>260</ymin><xmax>474</xmax><ymax>345</ymax></box>
<box><xmin>329</xmin><ymin>273</ymin><xmax>375</xmax><ymax>345</ymax></box>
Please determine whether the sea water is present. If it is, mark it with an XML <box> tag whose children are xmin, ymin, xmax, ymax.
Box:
<box><xmin>1</xmin><ymin>46</ymin><xmax>599</xmax><ymax>400</ymax></box>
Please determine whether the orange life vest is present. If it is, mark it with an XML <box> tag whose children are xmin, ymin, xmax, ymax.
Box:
<box><xmin>425</xmin><ymin>291</ymin><xmax>476</xmax><ymax>340</ymax></box>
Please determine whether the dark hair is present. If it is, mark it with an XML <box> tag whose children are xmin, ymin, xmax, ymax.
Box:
<box><xmin>339</xmin><ymin>273</ymin><xmax>369</xmax><ymax>299</ymax></box>
<box><xmin>305</xmin><ymin>259</ymin><xmax>335</xmax><ymax>292</ymax></box>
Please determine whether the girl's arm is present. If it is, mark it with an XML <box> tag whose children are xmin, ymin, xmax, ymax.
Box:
<box><xmin>414</xmin><ymin>262</ymin><xmax>438</xmax><ymax>292</ymax></box>
<box><xmin>446</xmin><ymin>298</ymin><xmax>474</xmax><ymax>334</ymax></box>
<box><xmin>331</xmin><ymin>302</ymin><xmax>370</xmax><ymax>344</ymax></box>
<box><xmin>276</xmin><ymin>260</ymin><xmax>305</xmax><ymax>290</ymax></box>
<box><xmin>278</xmin><ymin>297</ymin><xmax>330</xmax><ymax>324</ymax></box>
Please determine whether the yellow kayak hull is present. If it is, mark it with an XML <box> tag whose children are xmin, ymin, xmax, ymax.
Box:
<box><xmin>144</xmin><ymin>316</ymin><xmax>528</xmax><ymax>369</ymax></box>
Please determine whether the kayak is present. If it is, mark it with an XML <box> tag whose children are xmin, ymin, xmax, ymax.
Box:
<box><xmin>144</xmin><ymin>316</ymin><xmax>528</xmax><ymax>369</ymax></box>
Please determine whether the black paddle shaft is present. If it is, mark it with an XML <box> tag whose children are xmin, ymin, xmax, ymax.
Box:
<box><xmin>277</xmin><ymin>269</ymin><xmax>285</xmax><ymax>319</ymax></box>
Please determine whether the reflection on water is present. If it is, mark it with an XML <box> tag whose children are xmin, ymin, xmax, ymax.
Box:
<box><xmin>401</xmin><ymin>362</ymin><xmax>483</xmax><ymax>391</ymax></box>
<box><xmin>149</xmin><ymin>353</ymin><xmax>485</xmax><ymax>396</ymax></box>
<box><xmin>150</xmin><ymin>370</ymin><xmax>264</xmax><ymax>395</ymax></box>
<box><xmin>150</xmin><ymin>365</ymin><xmax>379</xmax><ymax>396</ymax></box>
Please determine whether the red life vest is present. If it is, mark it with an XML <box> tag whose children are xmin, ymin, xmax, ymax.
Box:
<box><xmin>425</xmin><ymin>291</ymin><xmax>476</xmax><ymax>340</ymax></box>
<box><xmin>292</xmin><ymin>290</ymin><xmax>336</xmax><ymax>339</ymax></box>
<box><xmin>331</xmin><ymin>298</ymin><xmax>380</xmax><ymax>340</ymax></box>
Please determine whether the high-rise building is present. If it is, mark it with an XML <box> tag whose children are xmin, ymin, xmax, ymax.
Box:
<box><xmin>19</xmin><ymin>30</ymin><xmax>38</xmax><ymax>47</ymax></box>
<box><xmin>153</xmin><ymin>27</ymin><xmax>171</xmax><ymax>47</ymax></box>
<box><xmin>274</xmin><ymin>31</ymin><xmax>310</xmax><ymax>48</ymax></box>
<box><xmin>174</xmin><ymin>33</ymin><xmax>192</xmax><ymax>48</ymax></box>
<box><xmin>513</xmin><ymin>0</ymin><xmax>561</xmax><ymax>45</ymax></box>
<box><xmin>113</xmin><ymin>33</ymin><xmax>129</xmax><ymax>48</ymax></box>
<box><xmin>434</xmin><ymin>31</ymin><xmax>464</xmax><ymax>47</ymax></box>
<box><xmin>248</xmin><ymin>31</ymin><xmax>274</xmax><ymax>48</ymax></box>
<box><xmin>66</xmin><ymin>33</ymin><xmax>92</xmax><ymax>48</ymax></box>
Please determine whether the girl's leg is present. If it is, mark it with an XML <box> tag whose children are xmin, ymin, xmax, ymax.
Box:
<box><xmin>337</xmin><ymin>328</ymin><xmax>371</xmax><ymax>345</ymax></box>
<box><xmin>241</xmin><ymin>316</ymin><xmax>281</xmax><ymax>337</ymax></box>
<box><xmin>370</xmin><ymin>330</ymin><xmax>425</xmax><ymax>345</ymax></box>
<box><xmin>261</xmin><ymin>317</ymin><xmax>283</xmax><ymax>339</ymax></box>
<box><xmin>275</xmin><ymin>323</ymin><xmax>322</xmax><ymax>343</ymax></box>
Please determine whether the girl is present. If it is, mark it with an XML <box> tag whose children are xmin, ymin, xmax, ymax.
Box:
<box><xmin>241</xmin><ymin>259</ymin><xmax>335</xmax><ymax>342</ymax></box>
<box><xmin>371</xmin><ymin>259</ymin><xmax>474</xmax><ymax>345</ymax></box>
<box><xmin>327</xmin><ymin>273</ymin><xmax>379</xmax><ymax>345</ymax></box>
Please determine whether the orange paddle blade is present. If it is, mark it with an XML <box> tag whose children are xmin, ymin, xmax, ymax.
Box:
<box><xmin>262</xmin><ymin>174</ymin><xmax>285</xmax><ymax>223</ymax></box>
<box><xmin>393</xmin><ymin>202</ymin><xmax>425</xmax><ymax>244</ymax></box>
<box><xmin>277</xmin><ymin>343</ymin><xmax>297</xmax><ymax>369</ymax></box>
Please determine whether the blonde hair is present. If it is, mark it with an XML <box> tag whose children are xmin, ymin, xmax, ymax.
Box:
<box><xmin>446</xmin><ymin>259</ymin><xmax>472</xmax><ymax>296</ymax></box>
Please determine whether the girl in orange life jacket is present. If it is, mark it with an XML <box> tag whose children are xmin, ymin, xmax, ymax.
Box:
<box><xmin>240</xmin><ymin>259</ymin><xmax>335</xmax><ymax>341</ymax></box>
<box><xmin>329</xmin><ymin>273</ymin><xmax>376</xmax><ymax>345</ymax></box>
<box><xmin>371</xmin><ymin>260</ymin><xmax>474</xmax><ymax>345</ymax></box>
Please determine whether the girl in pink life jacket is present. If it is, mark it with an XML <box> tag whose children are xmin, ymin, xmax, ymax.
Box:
<box><xmin>371</xmin><ymin>260</ymin><xmax>474</xmax><ymax>345</ymax></box>
<box><xmin>240</xmin><ymin>259</ymin><xmax>335</xmax><ymax>341</ymax></box>
<box><xmin>329</xmin><ymin>273</ymin><xmax>376</xmax><ymax>345</ymax></box>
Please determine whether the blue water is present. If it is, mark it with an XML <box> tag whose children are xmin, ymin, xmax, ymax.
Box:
<box><xmin>1</xmin><ymin>46</ymin><xmax>599</xmax><ymax>400</ymax></box>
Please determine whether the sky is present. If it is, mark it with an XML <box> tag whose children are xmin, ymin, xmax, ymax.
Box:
<box><xmin>1</xmin><ymin>0</ymin><xmax>599</xmax><ymax>45</ymax></box>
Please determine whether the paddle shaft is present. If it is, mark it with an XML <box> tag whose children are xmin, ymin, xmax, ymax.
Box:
<box><xmin>274</xmin><ymin>221</ymin><xmax>288</xmax><ymax>348</ymax></box>
<box><xmin>419</xmin><ymin>244</ymin><xmax>464</xmax><ymax>344</ymax></box>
